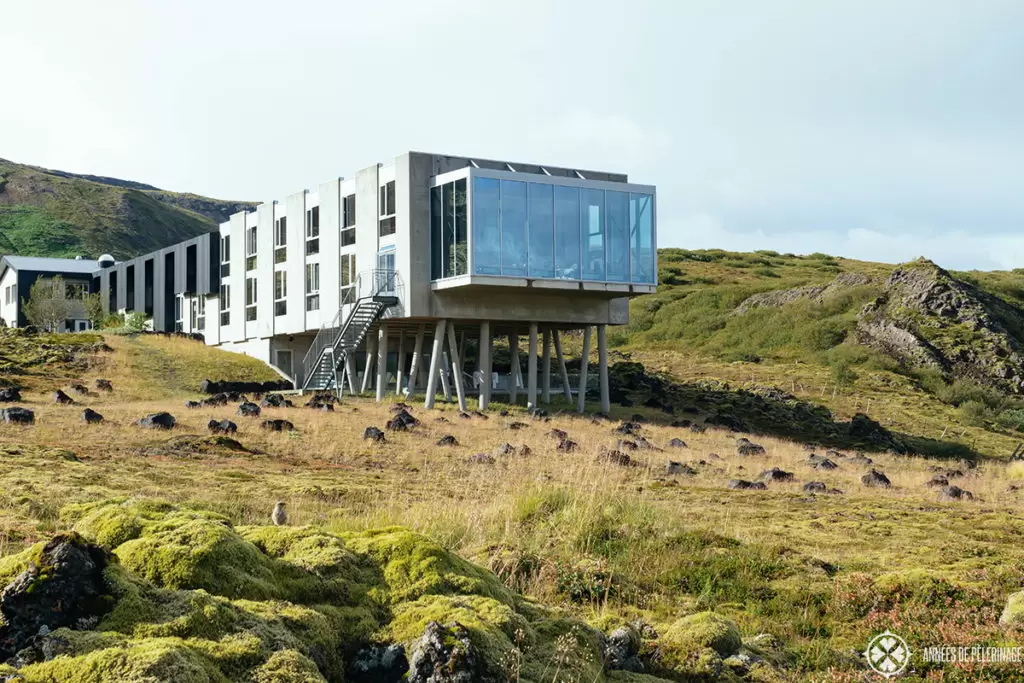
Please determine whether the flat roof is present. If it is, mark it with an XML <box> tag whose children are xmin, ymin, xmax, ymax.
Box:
<box><xmin>1</xmin><ymin>255</ymin><xmax>101</xmax><ymax>274</ymax></box>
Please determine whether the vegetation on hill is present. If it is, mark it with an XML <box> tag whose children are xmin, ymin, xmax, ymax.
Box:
<box><xmin>0</xmin><ymin>158</ymin><xmax>254</xmax><ymax>259</ymax></box>
<box><xmin>605</xmin><ymin>249</ymin><xmax>1024</xmax><ymax>458</ymax></box>
<box><xmin>0</xmin><ymin>332</ymin><xmax>1022</xmax><ymax>680</ymax></box>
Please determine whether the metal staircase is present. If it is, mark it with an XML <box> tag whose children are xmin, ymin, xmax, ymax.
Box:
<box><xmin>300</xmin><ymin>270</ymin><xmax>400</xmax><ymax>392</ymax></box>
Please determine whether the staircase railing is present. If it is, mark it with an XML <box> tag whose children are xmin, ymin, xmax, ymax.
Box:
<box><xmin>299</xmin><ymin>269</ymin><xmax>401</xmax><ymax>389</ymax></box>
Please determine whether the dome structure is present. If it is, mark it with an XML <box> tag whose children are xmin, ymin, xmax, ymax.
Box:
<box><xmin>97</xmin><ymin>254</ymin><xmax>116</xmax><ymax>268</ymax></box>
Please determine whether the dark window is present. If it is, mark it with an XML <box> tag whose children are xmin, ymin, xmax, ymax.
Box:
<box><xmin>379</xmin><ymin>181</ymin><xmax>395</xmax><ymax>217</ymax></box>
<box><xmin>342</xmin><ymin>194</ymin><xmax>356</xmax><ymax>227</ymax></box>
<box><xmin>378</xmin><ymin>216</ymin><xmax>396</xmax><ymax>237</ymax></box>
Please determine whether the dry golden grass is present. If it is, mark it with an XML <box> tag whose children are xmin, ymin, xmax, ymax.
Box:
<box><xmin>3</xmin><ymin>332</ymin><xmax>1024</xmax><ymax>678</ymax></box>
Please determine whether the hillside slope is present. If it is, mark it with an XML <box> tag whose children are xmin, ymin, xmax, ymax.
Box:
<box><xmin>613</xmin><ymin>249</ymin><xmax>1024</xmax><ymax>457</ymax></box>
<box><xmin>0</xmin><ymin>158</ymin><xmax>255</xmax><ymax>259</ymax></box>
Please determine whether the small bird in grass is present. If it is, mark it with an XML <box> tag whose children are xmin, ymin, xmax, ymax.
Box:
<box><xmin>271</xmin><ymin>501</ymin><xmax>288</xmax><ymax>526</ymax></box>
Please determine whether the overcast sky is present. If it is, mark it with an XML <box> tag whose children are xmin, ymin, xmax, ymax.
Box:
<box><xmin>2</xmin><ymin>1</ymin><xmax>1022</xmax><ymax>270</ymax></box>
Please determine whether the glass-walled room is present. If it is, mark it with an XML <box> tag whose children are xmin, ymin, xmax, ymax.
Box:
<box><xmin>430</xmin><ymin>171</ymin><xmax>655</xmax><ymax>285</ymax></box>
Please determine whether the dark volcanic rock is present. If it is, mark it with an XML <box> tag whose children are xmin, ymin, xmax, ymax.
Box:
<box><xmin>736</xmin><ymin>438</ymin><xmax>766</xmax><ymax>456</ymax></box>
<box><xmin>727</xmin><ymin>479</ymin><xmax>767</xmax><ymax>491</ymax></box>
<box><xmin>347</xmin><ymin>643</ymin><xmax>409</xmax><ymax>682</ymax></box>
<box><xmin>260</xmin><ymin>393</ymin><xmax>287</xmax><ymax>408</ymax></box>
<box><xmin>467</xmin><ymin>453</ymin><xmax>495</xmax><ymax>465</ymax></box>
<box><xmin>760</xmin><ymin>467</ymin><xmax>795</xmax><ymax>483</ymax></box>
<box><xmin>1</xmin><ymin>407</ymin><xmax>34</xmax><ymax>424</ymax></box>
<box><xmin>436</xmin><ymin>435</ymin><xmax>459</xmax><ymax>447</ymax></box>
<box><xmin>185</xmin><ymin>400</ymin><xmax>202</xmax><ymax>409</ymax></box>
<box><xmin>386</xmin><ymin>409</ymin><xmax>419</xmax><ymax>431</ymax></box>
<box><xmin>926</xmin><ymin>475</ymin><xmax>949</xmax><ymax>488</ymax></box>
<box><xmin>208</xmin><ymin>419</ymin><xmax>237</xmax><ymax>434</ymax></box>
<box><xmin>689</xmin><ymin>423</ymin><xmax>707</xmax><ymax>434</ymax></box>
<box><xmin>600</xmin><ymin>450</ymin><xmax>635</xmax><ymax>467</ymax></box>
<box><xmin>556</xmin><ymin>439</ymin><xmax>578</xmax><ymax>452</ymax></box>
<box><xmin>807</xmin><ymin>455</ymin><xmax>839</xmax><ymax>470</ymax></box>
<box><xmin>666</xmin><ymin>461</ymin><xmax>697</xmax><ymax>476</ymax></box>
<box><xmin>81</xmin><ymin>408</ymin><xmax>104</xmax><ymax>424</ymax></box>
<box><xmin>939</xmin><ymin>485</ymin><xmax>974</xmax><ymax>501</ymax></box>
<box><xmin>603</xmin><ymin>624</ymin><xmax>644</xmax><ymax>672</ymax></box>
<box><xmin>363</xmin><ymin>427</ymin><xmax>386</xmax><ymax>442</ymax></box>
<box><xmin>0</xmin><ymin>534</ymin><xmax>112</xmax><ymax>660</ymax></box>
<box><xmin>136</xmin><ymin>412</ymin><xmax>175</xmax><ymax>429</ymax></box>
<box><xmin>548</xmin><ymin>428</ymin><xmax>569</xmax><ymax>441</ymax></box>
<box><xmin>618</xmin><ymin>440</ymin><xmax>639</xmax><ymax>451</ymax></box>
<box><xmin>0</xmin><ymin>387</ymin><xmax>21</xmax><ymax>402</ymax></box>
<box><xmin>614</xmin><ymin>421</ymin><xmax>642</xmax><ymax>436</ymax></box>
<box><xmin>52</xmin><ymin>390</ymin><xmax>74</xmax><ymax>405</ymax></box>
<box><xmin>803</xmin><ymin>481</ymin><xmax>827</xmax><ymax>493</ymax></box>
<box><xmin>668</xmin><ymin>438</ymin><xmax>688</xmax><ymax>448</ymax></box>
<box><xmin>260</xmin><ymin>419</ymin><xmax>294</xmax><ymax>432</ymax></box>
<box><xmin>407</xmin><ymin>621</ymin><xmax>480</xmax><ymax>683</ymax></box>
<box><xmin>236</xmin><ymin>402</ymin><xmax>261</xmax><ymax>418</ymax></box>
<box><xmin>94</xmin><ymin>379</ymin><xmax>113</xmax><ymax>392</ymax></box>
<box><xmin>200</xmin><ymin>379</ymin><xmax>291</xmax><ymax>394</ymax></box>
<box><xmin>861</xmin><ymin>469</ymin><xmax>891</xmax><ymax>488</ymax></box>
<box><xmin>507</xmin><ymin>422</ymin><xmax>529</xmax><ymax>430</ymax></box>
<box><xmin>68</xmin><ymin>382</ymin><xmax>89</xmax><ymax>395</ymax></box>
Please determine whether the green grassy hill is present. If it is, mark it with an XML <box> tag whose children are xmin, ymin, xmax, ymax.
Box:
<box><xmin>0</xmin><ymin>158</ymin><xmax>255</xmax><ymax>259</ymax></box>
<box><xmin>611</xmin><ymin>249</ymin><xmax>1024</xmax><ymax>458</ymax></box>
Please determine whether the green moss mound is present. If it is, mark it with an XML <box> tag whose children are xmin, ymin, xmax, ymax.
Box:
<box><xmin>659</xmin><ymin>611</ymin><xmax>743</xmax><ymax>678</ymax></box>
<box><xmin>0</xmin><ymin>499</ymin><xmax>656</xmax><ymax>682</ymax></box>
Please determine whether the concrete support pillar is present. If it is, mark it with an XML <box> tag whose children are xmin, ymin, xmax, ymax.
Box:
<box><xmin>424</xmin><ymin>319</ymin><xmax>447</xmax><ymax>409</ymax></box>
<box><xmin>406</xmin><ymin>325</ymin><xmax>425</xmax><ymax>400</ymax></box>
<box><xmin>395</xmin><ymin>332</ymin><xmax>406</xmax><ymax>396</ymax></box>
<box><xmin>375</xmin><ymin>324</ymin><xmax>388</xmax><ymax>402</ymax></box>
<box><xmin>360</xmin><ymin>335</ymin><xmax>376</xmax><ymax>394</ymax></box>
<box><xmin>527</xmin><ymin>322</ymin><xmax>538</xmax><ymax>410</ymax></box>
<box><xmin>577</xmin><ymin>326</ymin><xmax>592</xmax><ymax>413</ymax></box>
<box><xmin>345</xmin><ymin>353</ymin><xmax>357</xmax><ymax>397</ymax></box>
<box><xmin>478</xmin><ymin>321</ymin><xmax>492</xmax><ymax>411</ymax></box>
<box><xmin>440</xmin><ymin>353</ymin><xmax>452</xmax><ymax>401</ymax></box>
<box><xmin>598</xmin><ymin>324</ymin><xmax>610</xmax><ymax>414</ymax></box>
<box><xmin>553</xmin><ymin>330</ymin><xmax>572</xmax><ymax>403</ymax></box>
<box><xmin>541</xmin><ymin>328</ymin><xmax>551</xmax><ymax>404</ymax></box>
<box><xmin>447</xmin><ymin>321</ymin><xmax>467</xmax><ymax>411</ymax></box>
<box><xmin>508</xmin><ymin>333</ymin><xmax>520</xmax><ymax>405</ymax></box>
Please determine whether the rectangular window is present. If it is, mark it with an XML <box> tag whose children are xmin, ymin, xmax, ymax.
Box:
<box><xmin>274</xmin><ymin>271</ymin><xmax>287</xmax><ymax>316</ymax></box>
<box><xmin>554</xmin><ymin>185</ymin><xmax>580</xmax><ymax>279</ymax></box>
<box><xmin>305</xmin><ymin>263</ymin><xmax>320</xmax><ymax>311</ymax></box>
<box><xmin>221</xmin><ymin>235</ymin><xmax>230</xmax><ymax>261</ymax></box>
<box><xmin>192</xmin><ymin>297</ymin><xmax>206</xmax><ymax>331</ymax></box>
<box><xmin>380</xmin><ymin>181</ymin><xmax>395</xmax><ymax>216</ymax></box>
<box><xmin>605</xmin><ymin>190</ymin><xmax>630</xmax><ymax>282</ymax></box>
<box><xmin>274</xmin><ymin>217</ymin><xmax>287</xmax><ymax>264</ymax></box>
<box><xmin>174</xmin><ymin>294</ymin><xmax>184</xmax><ymax>332</ymax></box>
<box><xmin>340</xmin><ymin>253</ymin><xmax>356</xmax><ymax>305</ymax></box>
<box><xmin>65</xmin><ymin>283</ymin><xmax>88</xmax><ymax>300</ymax></box>
<box><xmin>305</xmin><ymin>206</ymin><xmax>320</xmax><ymax>255</ymax></box>
<box><xmin>501</xmin><ymin>180</ymin><xmax>528</xmax><ymax>277</ymax></box>
<box><xmin>528</xmin><ymin>183</ymin><xmax>555</xmax><ymax>278</ymax></box>
<box><xmin>379</xmin><ymin>181</ymin><xmax>396</xmax><ymax>236</ymax></box>
<box><xmin>342</xmin><ymin>194</ymin><xmax>356</xmax><ymax>228</ymax></box>
<box><xmin>582</xmin><ymin>188</ymin><xmax>605</xmax><ymax>281</ymax></box>
<box><xmin>629</xmin><ymin>193</ymin><xmax>655</xmax><ymax>284</ymax></box>
<box><xmin>219</xmin><ymin>284</ymin><xmax>230</xmax><ymax>326</ymax></box>
<box><xmin>245</xmin><ymin>277</ymin><xmax>257</xmax><ymax>321</ymax></box>
<box><xmin>246</xmin><ymin>225</ymin><xmax>257</xmax><ymax>271</ymax></box>
<box><xmin>471</xmin><ymin>177</ymin><xmax>500</xmax><ymax>276</ymax></box>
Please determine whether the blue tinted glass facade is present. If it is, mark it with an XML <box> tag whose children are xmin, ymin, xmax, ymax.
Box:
<box><xmin>472</xmin><ymin>177</ymin><xmax>500</xmax><ymax>275</ymax></box>
<box><xmin>554</xmin><ymin>186</ymin><xmax>580</xmax><ymax>279</ymax></box>
<box><xmin>501</xmin><ymin>180</ymin><xmax>528</xmax><ymax>276</ymax></box>
<box><xmin>452</xmin><ymin>175</ymin><xmax>655</xmax><ymax>285</ymax></box>
<box><xmin>528</xmin><ymin>183</ymin><xmax>554</xmax><ymax>278</ymax></box>
<box><xmin>630</xmin><ymin>193</ymin><xmax>654</xmax><ymax>284</ymax></box>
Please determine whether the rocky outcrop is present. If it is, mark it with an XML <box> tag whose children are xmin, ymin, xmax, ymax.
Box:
<box><xmin>0</xmin><ymin>534</ymin><xmax>112</xmax><ymax>660</ymax></box>
<box><xmin>856</xmin><ymin>259</ymin><xmax>1024</xmax><ymax>392</ymax></box>
<box><xmin>734</xmin><ymin>273</ymin><xmax>872</xmax><ymax>314</ymax></box>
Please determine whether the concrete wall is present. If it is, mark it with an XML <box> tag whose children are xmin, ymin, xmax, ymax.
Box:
<box><xmin>317</xmin><ymin>178</ymin><xmax>341</xmax><ymax>321</ymax></box>
<box><xmin>256</xmin><ymin>203</ymin><xmax>275</xmax><ymax>339</ymax></box>
<box><xmin>284</xmin><ymin>190</ymin><xmax>306</xmax><ymax>334</ymax></box>
<box><xmin>354</xmin><ymin>164</ymin><xmax>379</xmax><ymax>294</ymax></box>
<box><xmin>431</xmin><ymin>287</ymin><xmax>629</xmax><ymax>326</ymax></box>
<box><xmin>0</xmin><ymin>267</ymin><xmax>18</xmax><ymax>327</ymax></box>
<box><xmin>230</xmin><ymin>213</ymin><xmax>246</xmax><ymax>342</ymax></box>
